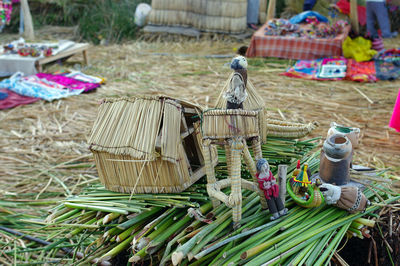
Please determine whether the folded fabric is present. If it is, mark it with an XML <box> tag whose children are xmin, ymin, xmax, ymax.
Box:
<box><xmin>282</xmin><ymin>59</ymin><xmax>322</xmax><ymax>80</ymax></box>
<box><xmin>345</xmin><ymin>59</ymin><xmax>377</xmax><ymax>82</ymax></box>
<box><xmin>375</xmin><ymin>60</ymin><xmax>400</xmax><ymax>80</ymax></box>
<box><xmin>0</xmin><ymin>72</ymin><xmax>84</xmax><ymax>101</ymax></box>
<box><xmin>317</xmin><ymin>58</ymin><xmax>347</xmax><ymax>79</ymax></box>
<box><xmin>0</xmin><ymin>88</ymin><xmax>39</xmax><ymax>110</ymax></box>
<box><xmin>289</xmin><ymin>11</ymin><xmax>329</xmax><ymax>24</ymax></box>
<box><xmin>389</xmin><ymin>89</ymin><xmax>400</xmax><ymax>132</ymax></box>
<box><xmin>63</xmin><ymin>71</ymin><xmax>106</xmax><ymax>84</ymax></box>
<box><xmin>36</xmin><ymin>73</ymin><xmax>100</xmax><ymax>92</ymax></box>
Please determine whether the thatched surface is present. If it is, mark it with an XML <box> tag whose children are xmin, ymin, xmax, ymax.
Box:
<box><xmin>0</xmin><ymin>28</ymin><xmax>399</xmax><ymax>196</ymax></box>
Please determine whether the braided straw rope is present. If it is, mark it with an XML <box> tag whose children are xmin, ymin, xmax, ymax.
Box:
<box><xmin>229</xmin><ymin>139</ymin><xmax>243</xmax><ymax>223</ymax></box>
<box><xmin>202</xmin><ymin>139</ymin><xmax>220</xmax><ymax>208</ymax></box>
<box><xmin>251</xmin><ymin>138</ymin><xmax>263</xmax><ymax>160</ymax></box>
<box><xmin>242</xmin><ymin>142</ymin><xmax>268</xmax><ymax>209</ymax></box>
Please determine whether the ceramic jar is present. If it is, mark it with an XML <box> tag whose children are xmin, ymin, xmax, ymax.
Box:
<box><xmin>327</xmin><ymin>122</ymin><xmax>360</xmax><ymax>148</ymax></box>
<box><xmin>319</xmin><ymin>134</ymin><xmax>353</xmax><ymax>185</ymax></box>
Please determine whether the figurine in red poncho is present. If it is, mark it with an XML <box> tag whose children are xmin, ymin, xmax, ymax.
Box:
<box><xmin>256</xmin><ymin>158</ymin><xmax>288</xmax><ymax>220</ymax></box>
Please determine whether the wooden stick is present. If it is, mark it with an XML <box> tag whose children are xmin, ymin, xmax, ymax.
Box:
<box><xmin>266</xmin><ymin>0</ymin><xmax>276</xmax><ymax>21</ymax></box>
<box><xmin>350</xmin><ymin>0</ymin><xmax>359</xmax><ymax>34</ymax></box>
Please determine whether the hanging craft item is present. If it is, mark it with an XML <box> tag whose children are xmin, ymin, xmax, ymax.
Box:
<box><xmin>287</xmin><ymin>163</ymin><xmax>324</xmax><ymax>208</ymax></box>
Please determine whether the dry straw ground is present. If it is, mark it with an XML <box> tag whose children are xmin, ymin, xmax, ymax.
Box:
<box><xmin>0</xmin><ymin>27</ymin><xmax>399</xmax><ymax>197</ymax></box>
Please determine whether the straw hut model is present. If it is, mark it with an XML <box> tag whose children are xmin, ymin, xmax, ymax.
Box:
<box><xmin>88</xmin><ymin>96</ymin><xmax>217</xmax><ymax>193</ymax></box>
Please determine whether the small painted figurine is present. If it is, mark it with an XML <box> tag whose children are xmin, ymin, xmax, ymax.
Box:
<box><xmin>319</xmin><ymin>183</ymin><xmax>370</xmax><ymax>213</ymax></box>
<box><xmin>225</xmin><ymin>56</ymin><xmax>248</xmax><ymax>109</ymax></box>
<box><xmin>256</xmin><ymin>159</ymin><xmax>288</xmax><ymax>220</ymax></box>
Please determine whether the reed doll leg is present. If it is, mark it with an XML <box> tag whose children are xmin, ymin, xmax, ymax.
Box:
<box><xmin>202</xmin><ymin>140</ymin><xmax>220</xmax><ymax>208</ymax></box>
<box><xmin>229</xmin><ymin>139</ymin><xmax>243</xmax><ymax>224</ymax></box>
<box><xmin>242</xmin><ymin>141</ymin><xmax>268</xmax><ymax>209</ymax></box>
<box><xmin>251</xmin><ymin>137</ymin><xmax>263</xmax><ymax>160</ymax></box>
<box><xmin>225</xmin><ymin>143</ymin><xmax>232</xmax><ymax>178</ymax></box>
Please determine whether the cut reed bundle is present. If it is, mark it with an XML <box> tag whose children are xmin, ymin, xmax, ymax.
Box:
<box><xmin>148</xmin><ymin>0</ymin><xmax>248</xmax><ymax>33</ymax></box>
<box><xmin>266</xmin><ymin>118</ymin><xmax>318</xmax><ymax>139</ymax></box>
<box><xmin>88</xmin><ymin>96</ymin><xmax>215</xmax><ymax>194</ymax></box>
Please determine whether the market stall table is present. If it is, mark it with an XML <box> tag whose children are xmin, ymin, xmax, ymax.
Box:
<box><xmin>0</xmin><ymin>42</ymin><xmax>89</xmax><ymax>75</ymax></box>
<box><xmin>246</xmin><ymin>23</ymin><xmax>351</xmax><ymax>60</ymax></box>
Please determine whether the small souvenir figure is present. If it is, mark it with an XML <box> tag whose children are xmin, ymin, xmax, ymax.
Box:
<box><xmin>256</xmin><ymin>159</ymin><xmax>288</xmax><ymax>220</ymax></box>
<box><xmin>225</xmin><ymin>56</ymin><xmax>248</xmax><ymax>109</ymax></box>
<box><xmin>319</xmin><ymin>183</ymin><xmax>370</xmax><ymax>213</ymax></box>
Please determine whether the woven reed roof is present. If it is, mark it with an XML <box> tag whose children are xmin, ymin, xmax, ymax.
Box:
<box><xmin>214</xmin><ymin>73</ymin><xmax>266</xmax><ymax>110</ymax></box>
<box><xmin>88</xmin><ymin>96</ymin><xmax>202</xmax><ymax>161</ymax></box>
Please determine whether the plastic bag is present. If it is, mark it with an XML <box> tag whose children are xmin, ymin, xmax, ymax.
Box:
<box><xmin>342</xmin><ymin>36</ymin><xmax>377</xmax><ymax>62</ymax></box>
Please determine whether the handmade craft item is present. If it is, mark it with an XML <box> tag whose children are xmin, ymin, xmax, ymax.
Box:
<box><xmin>319</xmin><ymin>134</ymin><xmax>353</xmax><ymax>185</ymax></box>
<box><xmin>256</xmin><ymin>159</ymin><xmax>288</xmax><ymax>220</ymax></box>
<box><xmin>88</xmin><ymin>96</ymin><xmax>217</xmax><ymax>193</ymax></box>
<box><xmin>287</xmin><ymin>163</ymin><xmax>324</xmax><ymax>208</ymax></box>
<box><xmin>201</xmin><ymin>109</ymin><xmax>267</xmax><ymax>226</ymax></box>
<box><xmin>225</xmin><ymin>56</ymin><xmax>248</xmax><ymax>109</ymax></box>
<box><xmin>319</xmin><ymin>183</ymin><xmax>370</xmax><ymax>213</ymax></box>
<box><xmin>327</xmin><ymin>122</ymin><xmax>360</xmax><ymax>148</ymax></box>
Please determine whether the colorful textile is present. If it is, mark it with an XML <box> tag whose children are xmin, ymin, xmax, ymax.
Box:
<box><xmin>374</xmin><ymin>48</ymin><xmax>400</xmax><ymax>80</ymax></box>
<box><xmin>0</xmin><ymin>72</ymin><xmax>84</xmax><ymax>101</ymax></box>
<box><xmin>342</xmin><ymin>36</ymin><xmax>377</xmax><ymax>62</ymax></box>
<box><xmin>256</xmin><ymin>172</ymin><xmax>279</xmax><ymax>200</ymax></box>
<box><xmin>63</xmin><ymin>71</ymin><xmax>105</xmax><ymax>84</ymax></box>
<box><xmin>264</xmin><ymin>19</ymin><xmax>348</xmax><ymax>39</ymax></box>
<box><xmin>289</xmin><ymin>11</ymin><xmax>329</xmax><ymax>24</ymax></box>
<box><xmin>375</xmin><ymin>60</ymin><xmax>400</xmax><ymax>80</ymax></box>
<box><xmin>317</xmin><ymin>58</ymin><xmax>347</xmax><ymax>79</ymax></box>
<box><xmin>389</xmin><ymin>88</ymin><xmax>400</xmax><ymax>132</ymax></box>
<box><xmin>247</xmin><ymin>23</ymin><xmax>350</xmax><ymax>60</ymax></box>
<box><xmin>36</xmin><ymin>73</ymin><xmax>100</xmax><ymax>92</ymax></box>
<box><xmin>336</xmin><ymin>0</ymin><xmax>367</xmax><ymax>26</ymax></box>
<box><xmin>0</xmin><ymin>88</ymin><xmax>39</xmax><ymax>109</ymax></box>
<box><xmin>282</xmin><ymin>59</ymin><xmax>322</xmax><ymax>80</ymax></box>
<box><xmin>345</xmin><ymin>59</ymin><xmax>377</xmax><ymax>82</ymax></box>
<box><xmin>282</xmin><ymin>58</ymin><xmax>346</xmax><ymax>81</ymax></box>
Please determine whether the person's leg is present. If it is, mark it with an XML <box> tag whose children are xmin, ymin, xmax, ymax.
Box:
<box><xmin>366</xmin><ymin>2</ymin><xmax>378</xmax><ymax>38</ymax></box>
<box><xmin>247</xmin><ymin>0</ymin><xmax>260</xmax><ymax>26</ymax></box>
<box><xmin>375</xmin><ymin>2</ymin><xmax>392</xmax><ymax>38</ymax></box>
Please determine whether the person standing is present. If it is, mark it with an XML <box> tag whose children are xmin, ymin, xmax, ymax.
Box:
<box><xmin>366</xmin><ymin>0</ymin><xmax>398</xmax><ymax>38</ymax></box>
<box><xmin>247</xmin><ymin>0</ymin><xmax>260</xmax><ymax>30</ymax></box>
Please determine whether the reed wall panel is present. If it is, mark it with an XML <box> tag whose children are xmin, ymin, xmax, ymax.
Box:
<box><xmin>148</xmin><ymin>0</ymin><xmax>247</xmax><ymax>33</ymax></box>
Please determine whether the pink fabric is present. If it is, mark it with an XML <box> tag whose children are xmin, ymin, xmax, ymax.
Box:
<box><xmin>389</xmin><ymin>89</ymin><xmax>400</xmax><ymax>132</ymax></box>
<box><xmin>35</xmin><ymin>73</ymin><xmax>100</xmax><ymax>92</ymax></box>
<box><xmin>256</xmin><ymin>171</ymin><xmax>279</xmax><ymax>200</ymax></box>
<box><xmin>0</xmin><ymin>89</ymin><xmax>39</xmax><ymax>110</ymax></box>
<box><xmin>336</xmin><ymin>0</ymin><xmax>367</xmax><ymax>26</ymax></box>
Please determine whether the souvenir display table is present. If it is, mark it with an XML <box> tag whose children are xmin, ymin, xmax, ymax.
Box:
<box><xmin>246</xmin><ymin>20</ymin><xmax>351</xmax><ymax>60</ymax></box>
<box><xmin>0</xmin><ymin>41</ymin><xmax>89</xmax><ymax>75</ymax></box>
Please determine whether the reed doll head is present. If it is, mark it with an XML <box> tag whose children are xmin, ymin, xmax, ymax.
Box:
<box><xmin>256</xmin><ymin>158</ymin><xmax>269</xmax><ymax>174</ymax></box>
<box><xmin>230</xmin><ymin>56</ymin><xmax>248</xmax><ymax>70</ymax></box>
